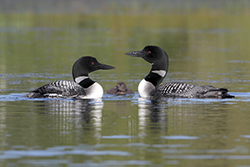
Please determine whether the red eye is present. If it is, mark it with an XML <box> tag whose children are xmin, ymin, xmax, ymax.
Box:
<box><xmin>148</xmin><ymin>51</ymin><xmax>151</xmax><ymax>54</ymax></box>
<box><xmin>92</xmin><ymin>62</ymin><xmax>95</xmax><ymax>65</ymax></box>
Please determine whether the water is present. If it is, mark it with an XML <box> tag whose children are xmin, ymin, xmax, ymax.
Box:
<box><xmin>1</xmin><ymin>0</ymin><xmax>250</xmax><ymax>166</ymax></box>
<box><xmin>1</xmin><ymin>93</ymin><xmax>250</xmax><ymax>167</ymax></box>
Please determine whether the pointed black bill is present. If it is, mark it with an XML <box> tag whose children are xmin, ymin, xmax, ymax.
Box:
<box><xmin>96</xmin><ymin>62</ymin><xmax>115</xmax><ymax>70</ymax></box>
<box><xmin>125</xmin><ymin>51</ymin><xmax>144</xmax><ymax>57</ymax></box>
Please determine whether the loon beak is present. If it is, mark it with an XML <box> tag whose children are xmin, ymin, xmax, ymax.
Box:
<box><xmin>125</xmin><ymin>51</ymin><xmax>144</xmax><ymax>57</ymax></box>
<box><xmin>96</xmin><ymin>62</ymin><xmax>115</xmax><ymax>70</ymax></box>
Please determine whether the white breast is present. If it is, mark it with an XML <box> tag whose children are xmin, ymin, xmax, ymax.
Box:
<box><xmin>138</xmin><ymin>79</ymin><xmax>155</xmax><ymax>98</ymax></box>
<box><xmin>84</xmin><ymin>82</ymin><xmax>104</xmax><ymax>99</ymax></box>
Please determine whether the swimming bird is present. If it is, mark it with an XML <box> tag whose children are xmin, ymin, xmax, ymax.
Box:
<box><xmin>107</xmin><ymin>82</ymin><xmax>134</xmax><ymax>95</ymax></box>
<box><xmin>25</xmin><ymin>56</ymin><xmax>115</xmax><ymax>99</ymax></box>
<box><xmin>125</xmin><ymin>45</ymin><xmax>234</xmax><ymax>99</ymax></box>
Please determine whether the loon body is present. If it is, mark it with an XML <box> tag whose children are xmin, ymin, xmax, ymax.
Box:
<box><xmin>107</xmin><ymin>82</ymin><xmax>134</xmax><ymax>95</ymax></box>
<box><xmin>25</xmin><ymin>56</ymin><xmax>115</xmax><ymax>99</ymax></box>
<box><xmin>125</xmin><ymin>45</ymin><xmax>234</xmax><ymax>99</ymax></box>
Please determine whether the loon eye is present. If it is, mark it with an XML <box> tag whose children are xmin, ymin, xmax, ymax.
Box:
<box><xmin>147</xmin><ymin>51</ymin><xmax>151</xmax><ymax>54</ymax></box>
<box><xmin>92</xmin><ymin>62</ymin><xmax>95</xmax><ymax>65</ymax></box>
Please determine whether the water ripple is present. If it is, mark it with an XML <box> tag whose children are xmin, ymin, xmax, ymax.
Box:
<box><xmin>161</xmin><ymin>135</ymin><xmax>199</xmax><ymax>140</ymax></box>
<box><xmin>164</xmin><ymin>155</ymin><xmax>250</xmax><ymax>160</ymax></box>
<box><xmin>1</xmin><ymin>92</ymin><xmax>250</xmax><ymax>102</ymax></box>
<box><xmin>0</xmin><ymin>149</ymin><xmax>131</xmax><ymax>159</ymax></box>
<box><xmin>102</xmin><ymin>135</ymin><xmax>137</xmax><ymax>139</ymax></box>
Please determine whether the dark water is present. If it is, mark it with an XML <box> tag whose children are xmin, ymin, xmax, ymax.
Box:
<box><xmin>1</xmin><ymin>1</ymin><xmax>250</xmax><ymax>166</ymax></box>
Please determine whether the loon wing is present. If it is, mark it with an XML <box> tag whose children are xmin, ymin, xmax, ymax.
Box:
<box><xmin>26</xmin><ymin>80</ymin><xmax>86</xmax><ymax>98</ymax></box>
<box><xmin>154</xmin><ymin>82</ymin><xmax>234</xmax><ymax>99</ymax></box>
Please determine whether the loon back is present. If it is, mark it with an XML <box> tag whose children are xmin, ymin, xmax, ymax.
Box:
<box><xmin>25</xmin><ymin>80</ymin><xmax>86</xmax><ymax>98</ymax></box>
<box><xmin>152</xmin><ymin>82</ymin><xmax>234</xmax><ymax>99</ymax></box>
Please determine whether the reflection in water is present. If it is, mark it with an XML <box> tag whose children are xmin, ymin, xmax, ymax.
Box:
<box><xmin>29</xmin><ymin>99</ymin><xmax>104</xmax><ymax>144</ymax></box>
<box><xmin>138</xmin><ymin>98</ymin><xmax>168</xmax><ymax>139</ymax></box>
<box><xmin>41</xmin><ymin>99</ymin><xmax>103</xmax><ymax>113</ymax></box>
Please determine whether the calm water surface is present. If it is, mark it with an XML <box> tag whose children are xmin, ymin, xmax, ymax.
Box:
<box><xmin>1</xmin><ymin>1</ymin><xmax>250</xmax><ymax>166</ymax></box>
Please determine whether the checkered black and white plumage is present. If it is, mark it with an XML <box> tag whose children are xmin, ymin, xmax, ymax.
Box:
<box><xmin>26</xmin><ymin>80</ymin><xmax>86</xmax><ymax>98</ymax></box>
<box><xmin>152</xmin><ymin>82</ymin><xmax>233</xmax><ymax>99</ymax></box>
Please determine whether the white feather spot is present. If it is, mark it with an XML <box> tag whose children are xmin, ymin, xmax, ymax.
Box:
<box><xmin>151</xmin><ymin>70</ymin><xmax>166</xmax><ymax>77</ymax></box>
<box><xmin>75</xmin><ymin>76</ymin><xmax>89</xmax><ymax>84</ymax></box>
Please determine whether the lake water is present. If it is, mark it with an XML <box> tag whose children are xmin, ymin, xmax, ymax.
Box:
<box><xmin>1</xmin><ymin>0</ymin><xmax>250</xmax><ymax>166</ymax></box>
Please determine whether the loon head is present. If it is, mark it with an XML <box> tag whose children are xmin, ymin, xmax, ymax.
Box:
<box><xmin>125</xmin><ymin>45</ymin><xmax>169</xmax><ymax>73</ymax></box>
<box><xmin>72</xmin><ymin>56</ymin><xmax>115</xmax><ymax>82</ymax></box>
<box><xmin>125</xmin><ymin>46</ymin><xmax>169</xmax><ymax>98</ymax></box>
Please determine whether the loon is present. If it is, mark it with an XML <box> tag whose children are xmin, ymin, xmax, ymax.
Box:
<box><xmin>107</xmin><ymin>82</ymin><xmax>134</xmax><ymax>95</ymax></box>
<box><xmin>125</xmin><ymin>45</ymin><xmax>234</xmax><ymax>99</ymax></box>
<box><xmin>25</xmin><ymin>56</ymin><xmax>115</xmax><ymax>99</ymax></box>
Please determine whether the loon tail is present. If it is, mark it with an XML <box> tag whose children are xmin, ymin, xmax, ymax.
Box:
<box><xmin>201</xmin><ymin>87</ymin><xmax>234</xmax><ymax>99</ymax></box>
<box><xmin>25</xmin><ymin>91</ymin><xmax>44</xmax><ymax>98</ymax></box>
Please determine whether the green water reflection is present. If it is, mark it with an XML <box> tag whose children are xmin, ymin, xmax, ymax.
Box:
<box><xmin>1</xmin><ymin>0</ymin><xmax>250</xmax><ymax>166</ymax></box>
<box><xmin>1</xmin><ymin>5</ymin><xmax>250</xmax><ymax>92</ymax></box>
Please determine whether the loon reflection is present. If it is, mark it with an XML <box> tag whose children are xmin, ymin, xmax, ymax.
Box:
<box><xmin>31</xmin><ymin>99</ymin><xmax>103</xmax><ymax>142</ymax></box>
<box><xmin>138</xmin><ymin>99</ymin><xmax>168</xmax><ymax>136</ymax></box>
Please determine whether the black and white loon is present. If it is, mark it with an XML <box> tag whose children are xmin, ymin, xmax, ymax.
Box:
<box><xmin>125</xmin><ymin>45</ymin><xmax>234</xmax><ymax>99</ymax></box>
<box><xmin>25</xmin><ymin>56</ymin><xmax>115</xmax><ymax>99</ymax></box>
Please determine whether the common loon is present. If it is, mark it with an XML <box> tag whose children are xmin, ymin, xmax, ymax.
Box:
<box><xmin>25</xmin><ymin>56</ymin><xmax>115</xmax><ymax>99</ymax></box>
<box><xmin>107</xmin><ymin>82</ymin><xmax>134</xmax><ymax>95</ymax></box>
<box><xmin>125</xmin><ymin>45</ymin><xmax>234</xmax><ymax>99</ymax></box>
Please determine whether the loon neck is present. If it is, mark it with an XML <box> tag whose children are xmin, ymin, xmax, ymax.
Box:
<box><xmin>75</xmin><ymin>75</ymin><xmax>104</xmax><ymax>98</ymax></box>
<box><xmin>75</xmin><ymin>76</ymin><xmax>95</xmax><ymax>88</ymax></box>
<box><xmin>138</xmin><ymin>69</ymin><xmax>167</xmax><ymax>98</ymax></box>
<box><xmin>144</xmin><ymin>69</ymin><xmax>166</xmax><ymax>87</ymax></box>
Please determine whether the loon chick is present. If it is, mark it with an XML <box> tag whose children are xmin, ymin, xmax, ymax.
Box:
<box><xmin>125</xmin><ymin>45</ymin><xmax>234</xmax><ymax>99</ymax></box>
<box><xmin>25</xmin><ymin>56</ymin><xmax>115</xmax><ymax>99</ymax></box>
<box><xmin>107</xmin><ymin>82</ymin><xmax>134</xmax><ymax>95</ymax></box>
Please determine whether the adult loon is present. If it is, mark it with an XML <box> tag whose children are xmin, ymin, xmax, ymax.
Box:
<box><xmin>107</xmin><ymin>82</ymin><xmax>134</xmax><ymax>95</ymax></box>
<box><xmin>125</xmin><ymin>45</ymin><xmax>234</xmax><ymax>99</ymax></box>
<box><xmin>25</xmin><ymin>56</ymin><xmax>115</xmax><ymax>99</ymax></box>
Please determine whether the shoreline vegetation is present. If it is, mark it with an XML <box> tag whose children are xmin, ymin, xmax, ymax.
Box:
<box><xmin>0</xmin><ymin>0</ymin><xmax>250</xmax><ymax>15</ymax></box>
<box><xmin>0</xmin><ymin>0</ymin><xmax>249</xmax><ymax>29</ymax></box>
